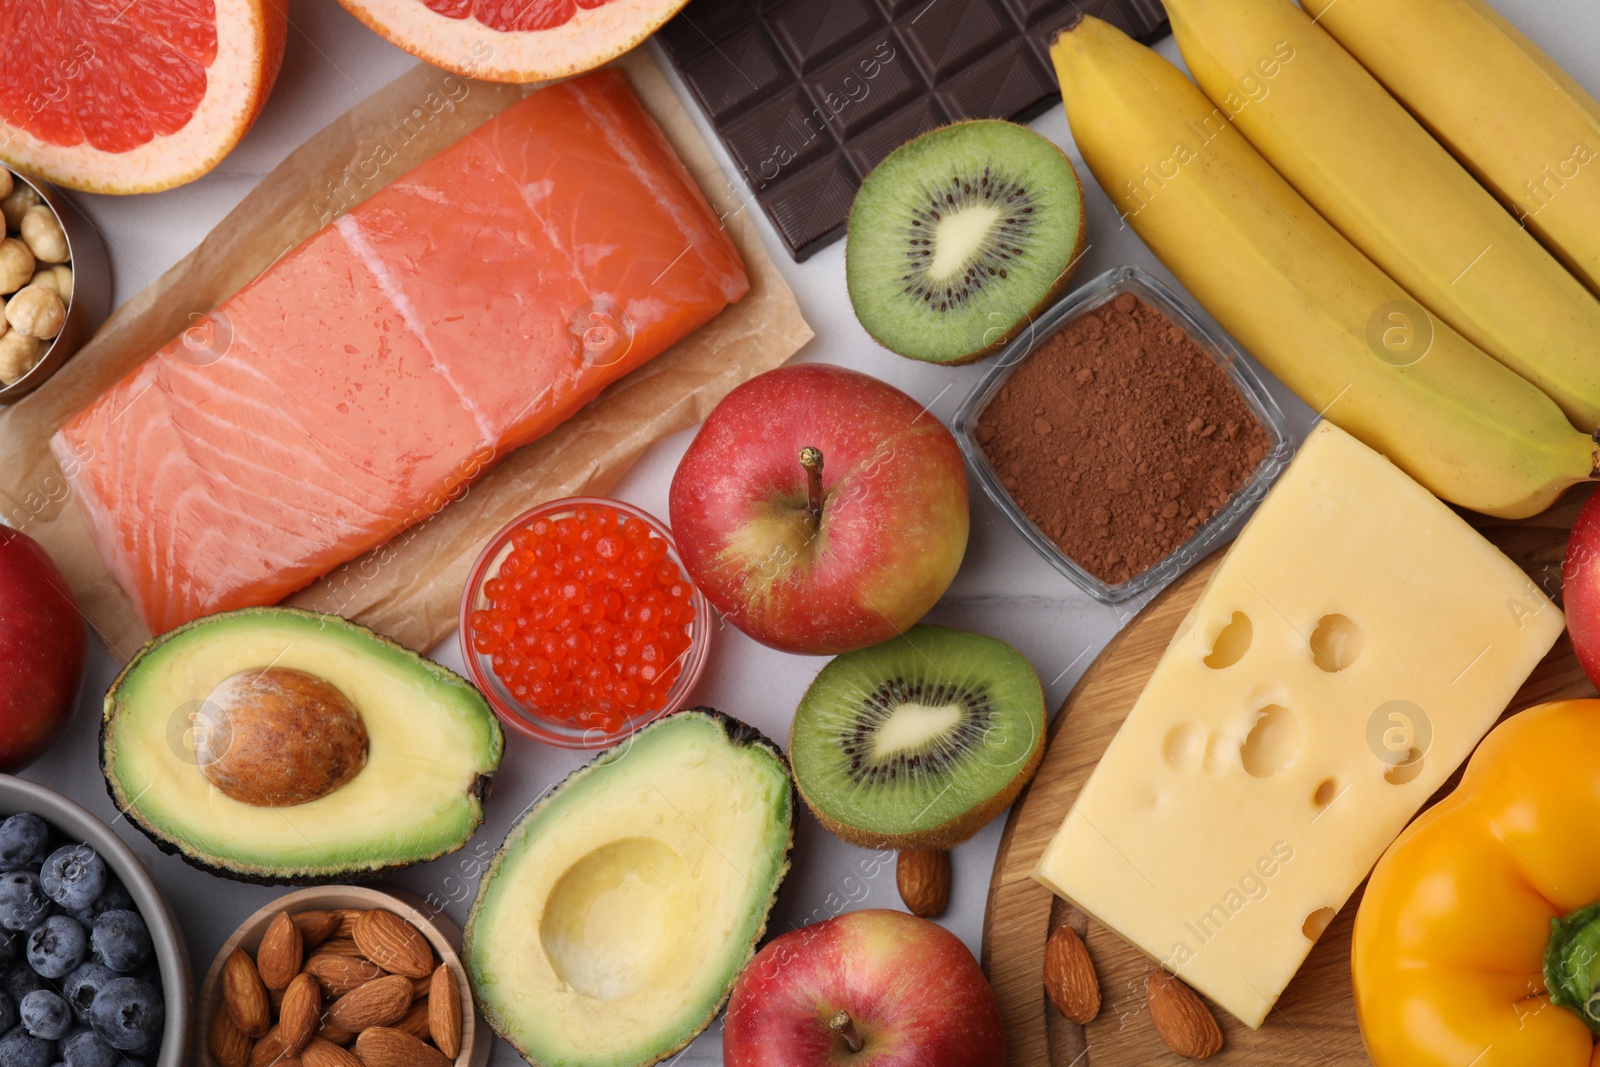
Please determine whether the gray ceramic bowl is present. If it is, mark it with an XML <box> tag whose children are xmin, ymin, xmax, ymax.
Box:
<box><xmin>0</xmin><ymin>774</ymin><xmax>192</xmax><ymax>1065</ymax></box>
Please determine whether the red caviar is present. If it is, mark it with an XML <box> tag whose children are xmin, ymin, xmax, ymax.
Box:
<box><xmin>468</xmin><ymin>504</ymin><xmax>696</xmax><ymax>733</ymax></box>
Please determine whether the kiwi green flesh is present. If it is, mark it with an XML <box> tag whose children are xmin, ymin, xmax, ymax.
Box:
<box><xmin>846</xmin><ymin>120</ymin><xmax>1085</xmax><ymax>365</ymax></box>
<box><xmin>790</xmin><ymin>624</ymin><xmax>1045</xmax><ymax>849</ymax></box>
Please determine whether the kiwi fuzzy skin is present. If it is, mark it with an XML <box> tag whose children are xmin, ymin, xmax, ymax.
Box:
<box><xmin>845</xmin><ymin>120</ymin><xmax>1089</xmax><ymax>366</ymax></box>
<box><xmin>790</xmin><ymin>671</ymin><xmax>1047</xmax><ymax>851</ymax></box>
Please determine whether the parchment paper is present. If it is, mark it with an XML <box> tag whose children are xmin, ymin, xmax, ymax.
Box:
<box><xmin>0</xmin><ymin>49</ymin><xmax>812</xmax><ymax>662</ymax></box>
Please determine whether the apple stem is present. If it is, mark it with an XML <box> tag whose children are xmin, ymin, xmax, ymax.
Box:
<box><xmin>800</xmin><ymin>446</ymin><xmax>825</xmax><ymax>537</ymax></box>
<box><xmin>829</xmin><ymin>1009</ymin><xmax>864</xmax><ymax>1054</ymax></box>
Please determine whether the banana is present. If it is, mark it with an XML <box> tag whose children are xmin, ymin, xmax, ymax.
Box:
<box><xmin>1301</xmin><ymin>0</ymin><xmax>1600</xmax><ymax>300</ymax></box>
<box><xmin>1048</xmin><ymin>17</ymin><xmax>1597</xmax><ymax>519</ymax></box>
<box><xmin>1163</xmin><ymin>0</ymin><xmax>1600</xmax><ymax>432</ymax></box>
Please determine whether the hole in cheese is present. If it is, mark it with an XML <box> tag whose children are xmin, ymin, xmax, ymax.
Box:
<box><xmin>1162</xmin><ymin>722</ymin><xmax>1206</xmax><ymax>772</ymax></box>
<box><xmin>1309</xmin><ymin>614</ymin><xmax>1363</xmax><ymax>672</ymax></box>
<box><xmin>1312</xmin><ymin>778</ymin><xmax>1338</xmax><ymax>808</ymax></box>
<box><xmin>1302</xmin><ymin>906</ymin><xmax>1336</xmax><ymax>941</ymax></box>
<box><xmin>1384</xmin><ymin>750</ymin><xmax>1425</xmax><ymax>785</ymax></box>
<box><xmin>1203</xmin><ymin>612</ymin><xmax>1252</xmax><ymax>669</ymax></box>
<box><xmin>1240</xmin><ymin>704</ymin><xmax>1299</xmax><ymax>778</ymax></box>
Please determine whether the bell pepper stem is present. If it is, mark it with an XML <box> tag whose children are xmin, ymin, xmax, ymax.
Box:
<box><xmin>1545</xmin><ymin>901</ymin><xmax>1600</xmax><ymax>1035</ymax></box>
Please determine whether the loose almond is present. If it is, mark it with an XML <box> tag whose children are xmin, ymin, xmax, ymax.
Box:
<box><xmin>249</xmin><ymin>1025</ymin><xmax>288</xmax><ymax>1067</ymax></box>
<box><xmin>305</xmin><ymin>953</ymin><xmax>386</xmax><ymax>996</ymax></box>
<box><xmin>292</xmin><ymin>909</ymin><xmax>343</xmax><ymax>949</ymax></box>
<box><xmin>327</xmin><ymin>973</ymin><xmax>413</xmax><ymax>1031</ymax></box>
<box><xmin>410</xmin><ymin>974</ymin><xmax>432</xmax><ymax>999</ymax></box>
<box><xmin>428</xmin><ymin>964</ymin><xmax>462</xmax><ymax>1059</ymax></box>
<box><xmin>1147</xmin><ymin>970</ymin><xmax>1224</xmax><ymax>1059</ymax></box>
<box><xmin>354</xmin><ymin>909</ymin><xmax>435</xmax><ymax>979</ymax></box>
<box><xmin>896</xmin><ymin>849</ymin><xmax>951</xmax><ymax>918</ymax></box>
<box><xmin>1043</xmin><ymin>925</ymin><xmax>1101</xmax><ymax>1024</ymax></box>
<box><xmin>279</xmin><ymin>972</ymin><xmax>322</xmax><ymax>1054</ymax></box>
<box><xmin>301</xmin><ymin>1036</ymin><xmax>364</xmax><ymax>1067</ymax></box>
<box><xmin>225</xmin><ymin>946</ymin><xmax>273</xmax><ymax>1038</ymax></box>
<box><xmin>311</xmin><ymin>938</ymin><xmax>367</xmax><ymax>959</ymax></box>
<box><xmin>209</xmin><ymin>1003</ymin><xmax>254</xmax><ymax>1067</ymax></box>
<box><xmin>334</xmin><ymin>909</ymin><xmax>364</xmax><ymax>939</ymax></box>
<box><xmin>393</xmin><ymin>1000</ymin><xmax>432</xmax><ymax>1042</ymax></box>
<box><xmin>258</xmin><ymin>911</ymin><xmax>305</xmax><ymax>990</ymax></box>
<box><xmin>355</xmin><ymin>1027</ymin><xmax>452</xmax><ymax>1067</ymax></box>
<box><xmin>318</xmin><ymin>1020</ymin><xmax>357</xmax><ymax>1047</ymax></box>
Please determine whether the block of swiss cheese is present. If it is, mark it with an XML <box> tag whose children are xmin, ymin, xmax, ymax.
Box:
<box><xmin>1033</xmin><ymin>420</ymin><xmax>1564</xmax><ymax>1028</ymax></box>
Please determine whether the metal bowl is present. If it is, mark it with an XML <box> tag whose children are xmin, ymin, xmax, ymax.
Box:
<box><xmin>0</xmin><ymin>774</ymin><xmax>193</xmax><ymax>1065</ymax></box>
<box><xmin>0</xmin><ymin>171</ymin><xmax>110</xmax><ymax>403</ymax></box>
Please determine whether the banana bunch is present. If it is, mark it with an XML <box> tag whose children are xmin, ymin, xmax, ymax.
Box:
<box><xmin>1049</xmin><ymin>18</ymin><xmax>1597</xmax><ymax>519</ymax></box>
<box><xmin>1162</xmin><ymin>0</ymin><xmax>1600</xmax><ymax>432</ymax></box>
<box><xmin>1303</xmin><ymin>0</ymin><xmax>1600</xmax><ymax>300</ymax></box>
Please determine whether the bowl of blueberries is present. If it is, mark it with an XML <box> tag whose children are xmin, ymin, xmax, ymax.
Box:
<box><xmin>0</xmin><ymin>775</ymin><xmax>191</xmax><ymax>1067</ymax></box>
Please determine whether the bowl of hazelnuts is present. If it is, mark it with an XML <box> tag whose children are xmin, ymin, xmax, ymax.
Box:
<box><xmin>0</xmin><ymin>169</ymin><xmax>108</xmax><ymax>403</ymax></box>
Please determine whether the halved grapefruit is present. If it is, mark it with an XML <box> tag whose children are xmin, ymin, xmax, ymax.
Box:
<box><xmin>337</xmin><ymin>0</ymin><xmax>689</xmax><ymax>83</ymax></box>
<box><xmin>0</xmin><ymin>0</ymin><xmax>287</xmax><ymax>194</ymax></box>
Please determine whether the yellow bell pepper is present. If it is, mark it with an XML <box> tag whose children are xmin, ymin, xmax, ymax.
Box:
<box><xmin>1355</xmin><ymin>699</ymin><xmax>1600</xmax><ymax>1067</ymax></box>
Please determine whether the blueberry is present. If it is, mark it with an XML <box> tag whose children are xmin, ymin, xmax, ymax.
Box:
<box><xmin>25</xmin><ymin>918</ymin><xmax>86</xmax><ymax>981</ymax></box>
<box><xmin>38</xmin><ymin>851</ymin><xmax>104</xmax><ymax>915</ymax></box>
<box><xmin>0</xmin><ymin>875</ymin><xmax>50</xmax><ymax>934</ymax></box>
<box><xmin>61</xmin><ymin>1030</ymin><xmax>118</xmax><ymax>1067</ymax></box>
<box><xmin>87</xmin><ymin>978</ymin><xmax>161</xmax><ymax>1051</ymax></box>
<box><xmin>59</xmin><ymin>966</ymin><xmax>115</xmax><ymax>1025</ymax></box>
<box><xmin>60</xmin><ymin>1030</ymin><xmax>116</xmax><ymax>1067</ymax></box>
<box><xmin>1</xmin><ymin>964</ymin><xmax>45</xmax><ymax>1002</ymax></box>
<box><xmin>0</xmin><ymin>1024</ymin><xmax>55</xmax><ymax>1067</ymax></box>
<box><xmin>87</xmin><ymin>913</ymin><xmax>148</xmax><ymax>975</ymax></box>
<box><xmin>0</xmin><ymin>992</ymin><xmax>15</xmax><ymax>1035</ymax></box>
<box><xmin>65</xmin><ymin>882</ymin><xmax>131</xmax><ymax>931</ymax></box>
<box><xmin>0</xmin><ymin>817</ymin><xmax>49</xmax><ymax>873</ymax></box>
<box><xmin>18</xmin><ymin>991</ymin><xmax>69</xmax><ymax>1042</ymax></box>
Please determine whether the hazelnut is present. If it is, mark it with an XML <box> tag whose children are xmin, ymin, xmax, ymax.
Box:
<box><xmin>0</xmin><ymin>331</ymin><xmax>43</xmax><ymax>385</ymax></box>
<box><xmin>6</xmin><ymin>285</ymin><xmax>64</xmax><ymax>340</ymax></box>
<box><xmin>0</xmin><ymin>238</ymin><xmax>33</xmax><ymax>294</ymax></box>
<box><xmin>0</xmin><ymin>170</ymin><xmax>12</xmax><ymax>202</ymax></box>
<box><xmin>28</xmin><ymin>265</ymin><xmax>70</xmax><ymax>302</ymax></box>
<box><xmin>0</xmin><ymin>184</ymin><xmax>39</xmax><ymax>232</ymax></box>
<box><xmin>20</xmin><ymin>206</ymin><xmax>67</xmax><ymax>263</ymax></box>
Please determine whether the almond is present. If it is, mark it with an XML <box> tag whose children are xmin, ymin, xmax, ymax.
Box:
<box><xmin>410</xmin><ymin>974</ymin><xmax>431</xmax><ymax>999</ymax></box>
<box><xmin>305</xmin><ymin>953</ymin><xmax>386</xmax><ymax>996</ymax></box>
<box><xmin>258</xmin><ymin>911</ymin><xmax>305</xmax><ymax>990</ymax></box>
<box><xmin>895</xmin><ymin>849</ymin><xmax>951</xmax><ymax>918</ymax></box>
<box><xmin>355</xmin><ymin>1027</ymin><xmax>452</xmax><ymax>1067</ymax></box>
<box><xmin>279</xmin><ymin>972</ymin><xmax>322</xmax><ymax>1054</ymax></box>
<box><xmin>312</xmin><ymin>938</ymin><xmax>367</xmax><ymax>958</ymax></box>
<box><xmin>225</xmin><ymin>946</ymin><xmax>273</xmax><ymax>1038</ymax></box>
<box><xmin>249</xmin><ymin>1025</ymin><xmax>289</xmax><ymax>1067</ymax></box>
<box><xmin>292</xmin><ymin>909</ymin><xmax>343</xmax><ymax>949</ymax></box>
<box><xmin>334</xmin><ymin>909</ymin><xmax>364</xmax><ymax>940</ymax></box>
<box><xmin>1043</xmin><ymin>925</ymin><xmax>1100</xmax><ymax>1024</ymax></box>
<box><xmin>318</xmin><ymin>1020</ymin><xmax>357</xmax><ymax>1047</ymax></box>
<box><xmin>301</xmin><ymin>1037</ymin><xmax>364</xmax><ymax>1067</ymax></box>
<box><xmin>428</xmin><ymin>964</ymin><xmax>462</xmax><ymax>1059</ymax></box>
<box><xmin>327</xmin><ymin>973</ymin><xmax>413</xmax><ymax>1031</ymax></box>
<box><xmin>354</xmin><ymin>909</ymin><xmax>435</xmax><ymax>979</ymax></box>
<box><xmin>393</xmin><ymin>1000</ymin><xmax>432</xmax><ymax>1042</ymax></box>
<box><xmin>209</xmin><ymin>1004</ymin><xmax>254</xmax><ymax>1067</ymax></box>
<box><xmin>1147</xmin><ymin>970</ymin><xmax>1224</xmax><ymax>1059</ymax></box>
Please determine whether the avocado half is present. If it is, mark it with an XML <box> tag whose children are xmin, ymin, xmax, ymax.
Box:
<box><xmin>465</xmin><ymin>708</ymin><xmax>794</xmax><ymax>1067</ymax></box>
<box><xmin>101</xmin><ymin>606</ymin><xmax>504</xmax><ymax>884</ymax></box>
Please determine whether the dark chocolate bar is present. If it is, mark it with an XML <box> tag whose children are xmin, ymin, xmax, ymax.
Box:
<box><xmin>657</xmin><ymin>0</ymin><xmax>1170</xmax><ymax>260</ymax></box>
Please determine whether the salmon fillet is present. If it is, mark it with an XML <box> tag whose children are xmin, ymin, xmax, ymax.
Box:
<box><xmin>52</xmin><ymin>69</ymin><xmax>748</xmax><ymax>636</ymax></box>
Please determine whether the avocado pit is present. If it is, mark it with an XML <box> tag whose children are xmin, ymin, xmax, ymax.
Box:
<box><xmin>194</xmin><ymin>666</ymin><xmax>369</xmax><ymax>807</ymax></box>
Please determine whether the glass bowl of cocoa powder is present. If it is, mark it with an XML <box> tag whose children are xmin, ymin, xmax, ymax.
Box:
<box><xmin>954</xmin><ymin>265</ymin><xmax>1292</xmax><ymax>604</ymax></box>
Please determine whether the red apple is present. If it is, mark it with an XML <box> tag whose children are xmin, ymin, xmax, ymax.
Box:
<box><xmin>0</xmin><ymin>528</ymin><xmax>86</xmax><ymax>770</ymax></box>
<box><xmin>669</xmin><ymin>364</ymin><xmax>968</xmax><ymax>655</ymax></box>
<box><xmin>1566</xmin><ymin>490</ymin><xmax>1600</xmax><ymax>690</ymax></box>
<box><xmin>724</xmin><ymin>908</ymin><xmax>1005</xmax><ymax>1066</ymax></box>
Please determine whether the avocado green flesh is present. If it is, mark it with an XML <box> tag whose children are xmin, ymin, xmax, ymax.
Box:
<box><xmin>466</xmin><ymin>711</ymin><xmax>793</xmax><ymax>1067</ymax></box>
<box><xmin>101</xmin><ymin>607</ymin><xmax>503</xmax><ymax>880</ymax></box>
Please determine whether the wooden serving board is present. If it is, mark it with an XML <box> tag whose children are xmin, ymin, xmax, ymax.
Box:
<box><xmin>981</xmin><ymin>489</ymin><xmax>1598</xmax><ymax>1067</ymax></box>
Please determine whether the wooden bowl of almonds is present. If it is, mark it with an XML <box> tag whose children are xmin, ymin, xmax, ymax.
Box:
<box><xmin>196</xmin><ymin>886</ymin><xmax>488</xmax><ymax>1067</ymax></box>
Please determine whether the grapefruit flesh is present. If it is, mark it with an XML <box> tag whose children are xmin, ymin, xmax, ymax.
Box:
<box><xmin>0</xmin><ymin>0</ymin><xmax>287</xmax><ymax>194</ymax></box>
<box><xmin>339</xmin><ymin>0</ymin><xmax>686</xmax><ymax>82</ymax></box>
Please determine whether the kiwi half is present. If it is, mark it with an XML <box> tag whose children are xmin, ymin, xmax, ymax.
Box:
<box><xmin>845</xmin><ymin>120</ymin><xmax>1086</xmax><ymax>365</ymax></box>
<box><xmin>789</xmin><ymin>624</ymin><xmax>1046</xmax><ymax>850</ymax></box>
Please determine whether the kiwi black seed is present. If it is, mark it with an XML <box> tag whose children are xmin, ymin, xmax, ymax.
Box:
<box><xmin>845</xmin><ymin>120</ymin><xmax>1086</xmax><ymax>365</ymax></box>
<box><xmin>789</xmin><ymin>624</ymin><xmax>1046</xmax><ymax>850</ymax></box>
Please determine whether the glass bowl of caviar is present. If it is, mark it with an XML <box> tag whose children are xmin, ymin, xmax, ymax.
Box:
<box><xmin>460</xmin><ymin>497</ymin><xmax>711</xmax><ymax>748</ymax></box>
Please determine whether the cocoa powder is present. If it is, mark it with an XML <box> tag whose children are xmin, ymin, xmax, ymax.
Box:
<box><xmin>976</xmin><ymin>292</ymin><xmax>1270</xmax><ymax>586</ymax></box>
